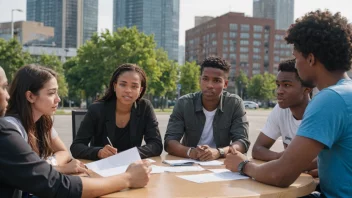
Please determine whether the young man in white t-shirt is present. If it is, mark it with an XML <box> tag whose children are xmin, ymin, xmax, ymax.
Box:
<box><xmin>252</xmin><ymin>59</ymin><xmax>315</xmax><ymax>165</ymax></box>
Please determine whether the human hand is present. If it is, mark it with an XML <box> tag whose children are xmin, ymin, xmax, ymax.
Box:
<box><xmin>98</xmin><ymin>145</ymin><xmax>118</xmax><ymax>159</ymax></box>
<box><xmin>58</xmin><ymin>159</ymin><xmax>88</xmax><ymax>174</ymax></box>
<box><xmin>125</xmin><ymin>160</ymin><xmax>151</xmax><ymax>188</ymax></box>
<box><xmin>196</xmin><ymin>145</ymin><xmax>220</xmax><ymax>161</ymax></box>
<box><xmin>224</xmin><ymin>147</ymin><xmax>247</xmax><ymax>172</ymax></box>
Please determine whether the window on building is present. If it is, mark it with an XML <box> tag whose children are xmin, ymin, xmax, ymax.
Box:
<box><xmin>253</xmin><ymin>40</ymin><xmax>261</xmax><ymax>46</ymax></box>
<box><xmin>229</xmin><ymin>32</ymin><xmax>237</xmax><ymax>38</ymax></box>
<box><xmin>223</xmin><ymin>39</ymin><xmax>228</xmax><ymax>45</ymax></box>
<box><xmin>253</xmin><ymin>48</ymin><xmax>261</xmax><ymax>53</ymax></box>
<box><xmin>240</xmin><ymin>33</ymin><xmax>249</xmax><ymax>39</ymax></box>
<box><xmin>253</xmin><ymin>33</ymin><xmax>262</xmax><ymax>39</ymax></box>
<box><xmin>240</xmin><ymin>47</ymin><xmax>249</xmax><ymax>53</ymax></box>
<box><xmin>240</xmin><ymin>54</ymin><xmax>248</xmax><ymax>62</ymax></box>
<box><xmin>240</xmin><ymin>40</ymin><xmax>249</xmax><ymax>45</ymax></box>
<box><xmin>230</xmin><ymin>23</ymin><xmax>238</xmax><ymax>31</ymax></box>
<box><xmin>223</xmin><ymin>32</ymin><xmax>228</xmax><ymax>38</ymax></box>
<box><xmin>254</xmin><ymin>25</ymin><xmax>263</xmax><ymax>32</ymax></box>
<box><xmin>241</xmin><ymin>24</ymin><xmax>250</xmax><ymax>31</ymax></box>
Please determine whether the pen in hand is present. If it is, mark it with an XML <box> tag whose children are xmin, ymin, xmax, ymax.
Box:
<box><xmin>107</xmin><ymin>136</ymin><xmax>113</xmax><ymax>147</ymax></box>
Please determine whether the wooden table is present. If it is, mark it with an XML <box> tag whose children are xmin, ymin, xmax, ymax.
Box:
<box><xmin>82</xmin><ymin>155</ymin><xmax>316</xmax><ymax>198</ymax></box>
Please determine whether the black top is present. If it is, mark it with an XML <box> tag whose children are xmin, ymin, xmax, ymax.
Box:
<box><xmin>111</xmin><ymin>121</ymin><xmax>132</xmax><ymax>152</ymax></box>
<box><xmin>0</xmin><ymin>118</ymin><xmax>82</xmax><ymax>198</ymax></box>
<box><xmin>70</xmin><ymin>98</ymin><xmax>163</xmax><ymax>160</ymax></box>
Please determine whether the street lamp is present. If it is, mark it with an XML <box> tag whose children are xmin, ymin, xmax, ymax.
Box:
<box><xmin>11</xmin><ymin>9</ymin><xmax>23</xmax><ymax>38</ymax></box>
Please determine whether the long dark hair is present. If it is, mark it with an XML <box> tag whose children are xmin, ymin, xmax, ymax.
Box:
<box><xmin>98</xmin><ymin>63</ymin><xmax>147</xmax><ymax>102</ymax></box>
<box><xmin>7</xmin><ymin>64</ymin><xmax>57</xmax><ymax>159</ymax></box>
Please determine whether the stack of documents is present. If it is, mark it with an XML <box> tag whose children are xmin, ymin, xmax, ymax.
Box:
<box><xmin>163</xmin><ymin>159</ymin><xmax>223</xmax><ymax>166</ymax></box>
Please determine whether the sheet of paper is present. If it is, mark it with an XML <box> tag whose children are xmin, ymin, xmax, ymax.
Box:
<box><xmin>145</xmin><ymin>158</ymin><xmax>156</xmax><ymax>163</ymax></box>
<box><xmin>95</xmin><ymin>165</ymin><xmax>128</xmax><ymax>177</ymax></box>
<box><xmin>208</xmin><ymin>169</ymin><xmax>230</xmax><ymax>173</ymax></box>
<box><xmin>177</xmin><ymin>172</ymin><xmax>249</xmax><ymax>183</ymax></box>
<box><xmin>151</xmin><ymin>165</ymin><xmax>205</xmax><ymax>173</ymax></box>
<box><xmin>163</xmin><ymin>159</ymin><xmax>223</xmax><ymax>166</ymax></box>
<box><xmin>85</xmin><ymin>147</ymin><xmax>141</xmax><ymax>172</ymax></box>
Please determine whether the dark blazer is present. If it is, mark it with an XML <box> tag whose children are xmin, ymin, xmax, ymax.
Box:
<box><xmin>70</xmin><ymin>98</ymin><xmax>163</xmax><ymax>160</ymax></box>
<box><xmin>0</xmin><ymin>118</ymin><xmax>82</xmax><ymax>198</ymax></box>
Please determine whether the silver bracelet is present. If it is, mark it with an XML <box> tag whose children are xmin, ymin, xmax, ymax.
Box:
<box><xmin>187</xmin><ymin>147</ymin><xmax>194</xmax><ymax>158</ymax></box>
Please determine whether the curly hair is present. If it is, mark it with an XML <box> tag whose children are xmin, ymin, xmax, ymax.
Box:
<box><xmin>97</xmin><ymin>63</ymin><xmax>147</xmax><ymax>102</ymax></box>
<box><xmin>200</xmin><ymin>56</ymin><xmax>230</xmax><ymax>74</ymax></box>
<box><xmin>278</xmin><ymin>59</ymin><xmax>315</xmax><ymax>88</ymax></box>
<box><xmin>285</xmin><ymin>10</ymin><xmax>352</xmax><ymax>72</ymax></box>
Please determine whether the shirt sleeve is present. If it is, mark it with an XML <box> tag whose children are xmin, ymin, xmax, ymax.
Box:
<box><xmin>297</xmin><ymin>89</ymin><xmax>346</xmax><ymax>148</ymax></box>
<box><xmin>261</xmin><ymin>104</ymin><xmax>282</xmax><ymax>140</ymax></box>
<box><xmin>0</xmin><ymin>121</ymin><xmax>82</xmax><ymax>198</ymax></box>
<box><xmin>51</xmin><ymin>127</ymin><xmax>59</xmax><ymax>139</ymax></box>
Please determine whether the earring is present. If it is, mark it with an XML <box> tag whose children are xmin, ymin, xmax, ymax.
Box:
<box><xmin>134</xmin><ymin>101</ymin><xmax>137</xmax><ymax>109</ymax></box>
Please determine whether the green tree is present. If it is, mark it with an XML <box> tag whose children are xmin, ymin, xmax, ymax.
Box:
<box><xmin>0</xmin><ymin>38</ymin><xmax>32</xmax><ymax>81</ymax></box>
<box><xmin>32</xmin><ymin>54</ymin><xmax>68</xmax><ymax>97</ymax></box>
<box><xmin>179</xmin><ymin>61</ymin><xmax>200</xmax><ymax>96</ymax></box>
<box><xmin>67</xmin><ymin>27</ymin><xmax>161</xmax><ymax>99</ymax></box>
<box><xmin>235</xmin><ymin>70</ymin><xmax>249</xmax><ymax>98</ymax></box>
<box><xmin>247</xmin><ymin>73</ymin><xmax>276</xmax><ymax>101</ymax></box>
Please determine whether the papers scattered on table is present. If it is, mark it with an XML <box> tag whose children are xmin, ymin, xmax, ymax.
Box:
<box><xmin>162</xmin><ymin>159</ymin><xmax>223</xmax><ymax>166</ymax></box>
<box><xmin>177</xmin><ymin>170</ymin><xmax>249</xmax><ymax>183</ymax></box>
<box><xmin>151</xmin><ymin>165</ymin><xmax>205</xmax><ymax>173</ymax></box>
<box><xmin>85</xmin><ymin>147</ymin><xmax>141</xmax><ymax>172</ymax></box>
<box><xmin>145</xmin><ymin>158</ymin><xmax>156</xmax><ymax>163</ymax></box>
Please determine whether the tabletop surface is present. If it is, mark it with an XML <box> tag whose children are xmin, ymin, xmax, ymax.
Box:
<box><xmin>81</xmin><ymin>154</ymin><xmax>316</xmax><ymax>198</ymax></box>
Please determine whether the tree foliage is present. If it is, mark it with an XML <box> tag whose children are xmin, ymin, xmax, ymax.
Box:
<box><xmin>247</xmin><ymin>73</ymin><xmax>276</xmax><ymax>100</ymax></box>
<box><xmin>66</xmin><ymin>27</ymin><xmax>168</xmax><ymax>98</ymax></box>
<box><xmin>32</xmin><ymin>54</ymin><xmax>68</xmax><ymax>97</ymax></box>
<box><xmin>179</xmin><ymin>61</ymin><xmax>200</xmax><ymax>96</ymax></box>
<box><xmin>0</xmin><ymin>38</ymin><xmax>32</xmax><ymax>81</ymax></box>
<box><xmin>235</xmin><ymin>70</ymin><xmax>249</xmax><ymax>98</ymax></box>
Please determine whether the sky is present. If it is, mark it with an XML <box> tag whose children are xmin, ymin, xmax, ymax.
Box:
<box><xmin>1</xmin><ymin>0</ymin><xmax>351</xmax><ymax>46</ymax></box>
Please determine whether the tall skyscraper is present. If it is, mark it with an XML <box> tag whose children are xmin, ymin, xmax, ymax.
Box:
<box><xmin>113</xmin><ymin>0</ymin><xmax>180</xmax><ymax>61</ymax></box>
<box><xmin>253</xmin><ymin>0</ymin><xmax>294</xmax><ymax>30</ymax></box>
<box><xmin>26</xmin><ymin>0</ymin><xmax>98</xmax><ymax>48</ymax></box>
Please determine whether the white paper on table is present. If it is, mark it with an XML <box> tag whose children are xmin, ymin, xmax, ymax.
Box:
<box><xmin>150</xmin><ymin>165</ymin><xmax>205</xmax><ymax>173</ymax></box>
<box><xmin>145</xmin><ymin>158</ymin><xmax>156</xmax><ymax>163</ymax></box>
<box><xmin>208</xmin><ymin>169</ymin><xmax>231</xmax><ymax>173</ymax></box>
<box><xmin>85</xmin><ymin>147</ymin><xmax>141</xmax><ymax>172</ymax></box>
<box><xmin>94</xmin><ymin>165</ymin><xmax>129</xmax><ymax>177</ymax></box>
<box><xmin>177</xmin><ymin>172</ymin><xmax>249</xmax><ymax>183</ymax></box>
<box><xmin>163</xmin><ymin>159</ymin><xmax>223</xmax><ymax>166</ymax></box>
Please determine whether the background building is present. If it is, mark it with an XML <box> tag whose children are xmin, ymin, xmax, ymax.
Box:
<box><xmin>273</xmin><ymin>29</ymin><xmax>293</xmax><ymax>74</ymax></box>
<box><xmin>113</xmin><ymin>0</ymin><xmax>180</xmax><ymax>61</ymax></box>
<box><xmin>26</xmin><ymin>0</ymin><xmax>98</xmax><ymax>48</ymax></box>
<box><xmin>186</xmin><ymin>12</ymin><xmax>281</xmax><ymax>92</ymax></box>
<box><xmin>178</xmin><ymin>45</ymin><xmax>185</xmax><ymax>65</ymax></box>
<box><xmin>253</xmin><ymin>0</ymin><xmax>294</xmax><ymax>30</ymax></box>
<box><xmin>195</xmin><ymin>16</ymin><xmax>214</xmax><ymax>27</ymax></box>
<box><xmin>0</xmin><ymin>21</ymin><xmax>54</xmax><ymax>45</ymax></box>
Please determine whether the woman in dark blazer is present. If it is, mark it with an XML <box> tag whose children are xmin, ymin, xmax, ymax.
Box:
<box><xmin>70</xmin><ymin>64</ymin><xmax>163</xmax><ymax>160</ymax></box>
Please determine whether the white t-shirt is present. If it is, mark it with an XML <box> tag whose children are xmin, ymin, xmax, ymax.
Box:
<box><xmin>197</xmin><ymin>108</ymin><xmax>217</xmax><ymax>148</ymax></box>
<box><xmin>261</xmin><ymin>104</ymin><xmax>301</xmax><ymax>146</ymax></box>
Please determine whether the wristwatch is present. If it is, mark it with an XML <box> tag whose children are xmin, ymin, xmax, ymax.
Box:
<box><xmin>217</xmin><ymin>148</ymin><xmax>225</xmax><ymax>158</ymax></box>
<box><xmin>187</xmin><ymin>147</ymin><xmax>194</xmax><ymax>158</ymax></box>
<box><xmin>238</xmin><ymin>160</ymin><xmax>250</xmax><ymax>176</ymax></box>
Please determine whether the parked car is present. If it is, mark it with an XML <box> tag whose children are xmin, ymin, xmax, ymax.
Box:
<box><xmin>243</xmin><ymin>101</ymin><xmax>259</xmax><ymax>109</ymax></box>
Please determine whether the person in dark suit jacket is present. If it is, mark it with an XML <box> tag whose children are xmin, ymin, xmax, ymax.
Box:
<box><xmin>70</xmin><ymin>63</ymin><xmax>163</xmax><ymax>160</ymax></box>
<box><xmin>0</xmin><ymin>66</ymin><xmax>151</xmax><ymax>198</ymax></box>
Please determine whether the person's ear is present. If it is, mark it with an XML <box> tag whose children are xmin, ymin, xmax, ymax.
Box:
<box><xmin>25</xmin><ymin>91</ymin><xmax>37</xmax><ymax>104</ymax></box>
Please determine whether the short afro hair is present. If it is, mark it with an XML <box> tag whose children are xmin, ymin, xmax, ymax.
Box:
<box><xmin>285</xmin><ymin>10</ymin><xmax>352</xmax><ymax>72</ymax></box>
<box><xmin>200</xmin><ymin>56</ymin><xmax>230</xmax><ymax>74</ymax></box>
<box><xmin>278</xmin><ymin>59</ymin><xmax>315</xmax><ymax>88</ymax></box>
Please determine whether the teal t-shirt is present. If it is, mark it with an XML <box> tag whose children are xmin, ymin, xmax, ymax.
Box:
<box><xmin>297</xmin><ymin>79</ymin><xmax>352</xmax><ymax>197</ymax></box>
